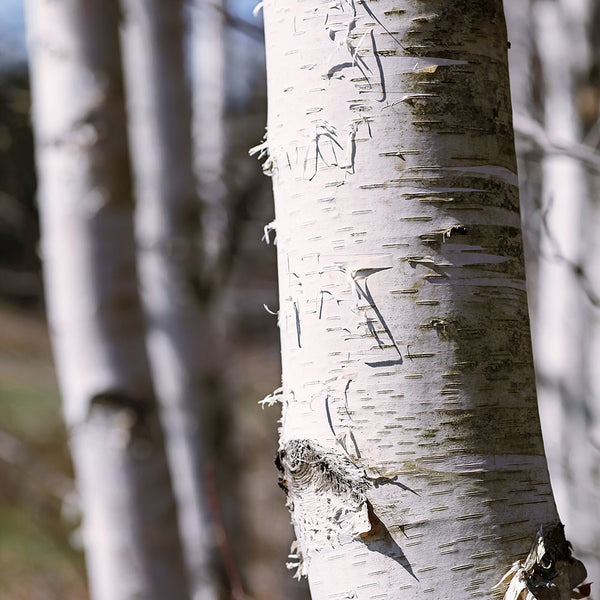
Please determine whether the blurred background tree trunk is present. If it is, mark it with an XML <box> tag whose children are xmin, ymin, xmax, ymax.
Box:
<box><xmin>583</xmin><ymin>0</ymin><xmax>600</xmax><ymax>582</ymax></box>
<box><xmin>2</xmin><ymin>1</ymin><xmax>307</xmax><ymax>599</ymax></box>
<box><xmin>505</xmin><ymin>0</ymin><xmax>600</xmax><ymax>588</ymax></box>
<box><xmin>118</xmin><ymin>1</ymin><xmax>220</xmax><ymax>597</ymax></box>
<box><xmin>531</xmin><ymin>0</ymin><xmax>587</xmax><ymax>564</ymax></box>
<box><xmin>24</xmin><ymin>1</ymin><xmax>190</xmax><ymax>598</ymax></box>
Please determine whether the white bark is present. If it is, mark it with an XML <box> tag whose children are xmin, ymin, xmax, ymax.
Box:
<box><xmin>24</xmin><ymin>1</ymin><xmax>189</xmax><ymax>598</ymax></box>
<box><xmin>532</xmin><ymin>0</ymin><xmax>586</xmax><ymax>520</ymax></box>
<box><xmin>530</xmin><ymin>1</ymin><xmax>600</xmax><ymax>587</ymax></box>
<box><xmin>119</xmin><ymin>1</ymin><xmax>218</xmax><ymax>598</ymax></box>
<box><xmin>581</xmin><ymin>0</ymin><xmax>600</xmax><ymax>581</ymax></box>
<box><xmin>261</xmin><ymin>1</ymin><xmax>577</xmax><ymax>598</ymax></box>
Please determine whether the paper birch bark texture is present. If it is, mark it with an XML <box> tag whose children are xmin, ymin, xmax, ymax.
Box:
<box><xmin>119</xmin><ymin>0</ymin><xmax>218</xmax><ymax>598</ymax></box>
<box><xmin>260</xmin><ymin>1</ymin><xmax>579</xmax><ymax>598</ymax></box>
<box><xmin>24</xmin><ymin>0</ymin><xmax>189</xmax><ymax>599</ymax></box>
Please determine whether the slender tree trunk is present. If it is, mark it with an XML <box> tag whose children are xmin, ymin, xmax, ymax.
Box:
<box><xmin>119</xmin><ymin>1</ymin><xmax>218</xmax><ymax>598</ymax></box>
<box><xmin>24</xmin><ymin>1</ymin><xmax>189</xmax><ymax>599</ymax></box>
<box><xmin>506</xmin><ymin>0</ymin><xmax>600</xmax><ymax>587</ymax></box>
<box><xmin>188</xmin><ymin>0</ymin><xmax>251</xmax><ymax>587</ymax></box>
<box><xmin>541</xmin><ymin>0</ymin><xmax>600</xmax><ymax>585</ymax></box>
<box><xmin>531</xmin><ymin>0</ymin><xmax>587</xmax><ymax>525</ymax></box>
<box><xmin>261</xmin><ymin>1</ymin><xmax>584</xmax><ymax>598</ymax></box>
<box><xmin>581</xmin><ymin>0</ymin><xmax>600</xmax><ymax>583</ymax></box>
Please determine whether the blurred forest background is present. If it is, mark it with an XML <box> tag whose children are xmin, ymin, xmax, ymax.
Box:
<box><xmin>0</xmin><ymin>0</ymin><xmax>600</xmax><ymax>599</ymax></box>
<box><xmin>0</xmin><ymin>1</ymin><xmax>309</xmax><ymax>599</ymax></box>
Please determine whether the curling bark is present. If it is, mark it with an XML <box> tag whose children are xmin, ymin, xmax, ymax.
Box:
<box><xmin>260</xmin><ymin>1</ymin><xmax>587</xmax><ymax>598</ymax></box>
<box><xmin>25</xmin><ymin>1</ymin><xmax>189</xmax><ymax>598</ymax></box>
<box><xmin>119</xmin><ymin>1</ymin><xmax>218</xmax><ymax>598</ymax></box>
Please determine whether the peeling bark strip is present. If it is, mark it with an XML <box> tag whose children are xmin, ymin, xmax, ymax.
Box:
<box><xmin>277</xmin><ymin>439</ymin><xmax>418</xmax><ymax>579</ymax></box>
<box><xmin>277</xmin><ymin>440</ymin><xmax>367</xmax><ymax>497</ymax></box>
<box><xmin>276</xmin><ymin>439</ymin><xmax>371</xmax><ymax>575</ymax></box>
<box><xmin>260</xmin><ymin>0</ymin><xmax>583</xmax><ymax>598</ymax></box>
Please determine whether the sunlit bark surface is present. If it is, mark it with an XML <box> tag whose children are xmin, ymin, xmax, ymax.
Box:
<box><xmin>262</xmin><ymin>1</ymin><xmax>561</xmax><ymax>598</ymax></box>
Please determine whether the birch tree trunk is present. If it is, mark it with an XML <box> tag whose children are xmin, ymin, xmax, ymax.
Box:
<box><xmin>506</xmin><ymin>0</ymin><xmax>600</xmax><ymax>587</ymax></box>
<box><xmin>580</xmin><ymin>0</ymin><xmax>600</xmax><ymax>583</ymax></box>
<box><xmin>260</xmin><ymin>1</ymin><xmax>586</xmax><ymax>598</ymax></box>
<box><xmin>555</xmin><ymin>0</ymin><xmax>600</xmax><ymax>585</ymax></box>
<box><xmin>119</xmin><ymin>1</ymin><xmax>218</xmax><ymax>598</ymax></box>
<box><xmin>188</xmin><ymin>0</ymin><xmax>248</xmax><ymax>581</ymax></box>
<box><xmin>24</xmin><ymin>1</ymin><xmax>189</xmax><ymax>599</ymax></box>
<box><xmin>530</xmin><ymin>0</ymin><xmax>587</xmax><ymax>529</ymax></box>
